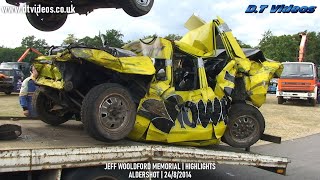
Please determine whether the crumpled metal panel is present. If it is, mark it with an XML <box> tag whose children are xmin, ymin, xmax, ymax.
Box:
<box><xmin>128</xmin><ymin>17</ymin><xmax>282</xmax><ymax>145</ymax></box>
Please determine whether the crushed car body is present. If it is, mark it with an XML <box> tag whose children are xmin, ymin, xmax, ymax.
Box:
<box><xmin>32</xmin><ymin>15</ymin><xmax>283</xmax><ymax>148</ymax></box>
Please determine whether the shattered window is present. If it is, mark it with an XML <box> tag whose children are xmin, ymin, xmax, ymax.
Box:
<box><xmin>155</xmin><ymin>59</ymin><xmax>167</xmax><ymax>81</ymax></box>
<box><xmin>173</xmin><ymin>57</ymin><xmax>199</xmax><ymax>91</ymax></box>
<box><xmin>215</xmin><ymin>27</ymin><xmax>225</xmax><ymax>50</ymax></box>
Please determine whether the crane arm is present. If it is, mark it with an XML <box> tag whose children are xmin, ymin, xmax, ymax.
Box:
<box><xmin>298</xmin><ymin>33</ymin><xmax>307</xmax><ymax>62</ymax></box>
<box><xmin>17</xmin><ymin>48</ymin><xmax>43</xmax><ymax>62</ymax></box>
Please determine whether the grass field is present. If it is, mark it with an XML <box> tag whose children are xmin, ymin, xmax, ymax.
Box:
<box><xmin>0</xmin><ymin>93</ymin><xmax>22</xmax><ymax>117</ymax></box>
<box><xmin>259</xmin><ymin>94</ymin><xmax>320</xmax><ymax>142</ymax></box>
<box><xmin>0</xmin><ymin>92</ymin><xmax>319</xmax><ymax>142</ymax></box>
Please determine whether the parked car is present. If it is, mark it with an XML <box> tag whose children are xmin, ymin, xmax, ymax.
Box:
<box><xmin>5</xmin><ymin>0</ymin><xmax>154</xmax><ymax>31</ymax></box>
<box><xmin>0</xmin><ymin>68</ymin><xmax>24</xmax><ymax>94</ymax></box>
<box><xmin>0</xmin><ymin>62</ymin><xmax>30</xmax><ymax>77</ymax></box>
<box><xmin>268</xmin><ymin>78</ymin><xmax>278</xmax><ymax>94</ymax></box>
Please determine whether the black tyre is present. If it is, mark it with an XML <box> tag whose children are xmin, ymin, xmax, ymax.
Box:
<box><xmin>0</xmin><ymin>124</ymin><xmax>22</xmax><ymax>140</ymax></box>
<box><xmin>63</xmin><ymin>166</ymin><xmax>129</xmax><ymax>180</ymax></box>
<box><xmin>26</xmin><ymin>2</ymin><xmax>67</xmax><ymax>31</ymax></box>
<box><xmin>121</xmin><ymin>0</ymin><xmax>154</xmax><ymax>17</ymax></box>
<box><xmin>277</xmin><ymin>96</ymin><xmax>284</xmax><ymax>104</ymax></box>
<box><xmin>4</xmin><ymin>91</ymin><xmax>12</xmax><ymax>95</ymax></box>
<box><xmin>222</xmin><ymin>103</ymin><xmax>265</xmax><ymax>148</ymax></box>
<box><xmin>32</xmin><ymin>89</ymin><xmax>73</xmax><ymax>126</ymax></box>
<box><xmin>81</xmin><ymin>83</ymin><xmax>136</xmax><ymax>141</ymax></box>
<box><xmin>311</xmin><ymin>99</ymin><xmax>317</xmax><ymax>107</ymax></box>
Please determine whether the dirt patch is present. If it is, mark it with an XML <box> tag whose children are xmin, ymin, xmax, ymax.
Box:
<box><xmin>255</xmin><ymin>94</ymin><xmax>320</xmax><ymax>145</ymax></box>
<box><xmin>0</xmin><ymin>93</ymin><xmax>22</xmax><ymax>117</ymax></box>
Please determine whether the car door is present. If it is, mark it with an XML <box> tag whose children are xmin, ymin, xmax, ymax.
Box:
<box><xmin>160</xmin><ymin>57</ymin><xmax>228</xmax><ymax>143</ymax></box>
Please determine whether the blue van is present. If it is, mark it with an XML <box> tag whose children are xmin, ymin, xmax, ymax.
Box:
<box><xmin>268</xmin><ymin>78</ymin><xmax>278</xmax><ymax>94</ymax></box>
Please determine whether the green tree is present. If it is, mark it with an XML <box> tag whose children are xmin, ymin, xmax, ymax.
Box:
<box><xmin>258</xmin><ymin>30</ymin><xmax>320</xmax><ymax>65</ymax></box>
<box><xmin>62</xmin><ymin>34</ymin><xmax>78</xmax><ymax>46</ymax></box>
<box><xmin>258</xmin><ymin>30</ymin><xmax>300</xmax><ymax>62</ymax></box>
<box><xmin>164</xmin><ymin>34</ymin><xmax>183</xmax><ymax>41</ymax></box>
<box><xmin>21</xmin><ymin>35</ymin><xmax>48</xmax><ymax>53</ymax></box>
<box><xmin>142</xmin><ymin>34</ymin><xmax>158</xmax><ymax>40</ymax></box>
<box><xmin>0</xmin><ymin>47</ymin><xmax>26</xmax><ymax>62</ymax></box>
<box><xmin>78</xmin><ymin>30</ymin><xmax>125</xmax><ymax>48</ymax></box>
<box><xmin>303</xmin><ymin>32</ymin><xmax>320</xmax><ymax>65</ymax></box>
<box><xmin>103</xmin><ymin>29</ymin><xmax>124</xmax><ymax>48</ymax></box>
<box><xmin>78</xmin><ymin>36</ymin><xmax>102</xmax><ymax>47</ymax></box>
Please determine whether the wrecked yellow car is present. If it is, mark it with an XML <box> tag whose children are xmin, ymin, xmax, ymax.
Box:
<box><xmin>32</xmin><ymin>15</ymin><xmax>283</xmax><ymax>148</ymax></box>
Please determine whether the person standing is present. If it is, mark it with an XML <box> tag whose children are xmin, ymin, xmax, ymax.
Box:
<box><xmin>19</xmin><ymin>66</ymin><xmax>38</xmax><ymax>117</ymax></box>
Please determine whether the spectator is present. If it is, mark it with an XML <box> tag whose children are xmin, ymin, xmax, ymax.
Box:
<box><xmin>19</xmin><ymin>66</ymin><xmax>38</xmax><ymax>117</ymax></box>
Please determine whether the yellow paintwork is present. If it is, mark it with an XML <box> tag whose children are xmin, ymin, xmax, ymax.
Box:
<box><xmin>246</xmin><ymin>60</ymin><xmax>284</xmax><ymax>107</ymax></box>
<box><xmin>176</xmin><ymin>22</ymin><xmax>214</xmax><ymax>57</ymax></box>
<box><xmin>33</xmin><ymin>15</ymin><xmax>283</xmax><ymax>147</ymax></box>
<box><xmin>33</xmin><ymin>47</ymin><xmax>156</xmax><ymax>88</ymax></box>
<box><xmin>69</xmin><ymin>48</ymin><xmax>156</xmax><ymax>75</ymax></box>
<box><xmin>33</xmin><ymin>56</ymin><xmax>64</xmax><ymax>89</ymax></box>
<box><xmin>214</xmin><ymin>60</ymin><xmax>237</xmax><ymax>97</ymax></box>
<box><xmin>128</xmin><ymin>16</ymin><xmax>282</xmax><ymax>146</ymax></box>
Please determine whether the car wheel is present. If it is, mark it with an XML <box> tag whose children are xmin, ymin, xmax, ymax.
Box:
<box><xmin>26</xmin><ymin>2</ymin><xmax>67</xmax><ymax>31</ymax></box>
<box><xmin>32</xmin><ymin>89</ymin><xmax>73</xmax><ymax>125</ymax></box>
<box><xmin>121</xmin><ymin>0</ymin><xmax>154</xmax><ymax>17</ymax></box>
<box><xmin>311</xmin><ymin>99</ymin><xmax>317</xmax><ymax>107</ymax></box>
<box><xmin>222</xmin><ymin>103</ymin><xmax>265</xmax><ymax>148</ymax></box>
<box><xmin>81</xmin><ymin>83</ymin><xmax>136</xmax><ymax>141</ymax></box>
<box><xmin>4</xmin><ymin>91</ymin><xmax>12</xmax><ymax>95</ymax></box>
<box><xmin>277</xmin><ymin>96</ymin><xmax>284</xmax><ymax>104</ymax></box>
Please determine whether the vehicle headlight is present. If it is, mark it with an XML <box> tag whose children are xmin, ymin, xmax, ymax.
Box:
<box><xmin>279</xmin><ymin>91</ymin><xmax>283</xmax><ymax>95</ymax></box>
<box><xmin>308</xmin><ymin>92</ymin><xmax>312</xmax><ymax>97</ymax></box>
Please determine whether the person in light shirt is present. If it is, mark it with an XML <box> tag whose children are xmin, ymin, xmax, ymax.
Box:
<box><xmin>19</xmin><ymin>66</ymin><xmax>38</xmax><ymax>117</ymax></box>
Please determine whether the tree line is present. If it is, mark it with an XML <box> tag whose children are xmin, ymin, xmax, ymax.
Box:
<box><xmin>259</xmin><ymin>30</ymin><xmax>320</xmax><ymax>64</ymax></box>
<box><xmin>0</xmin><ymin>30</ymin><xmax>183</xmax><ymax>63</ymax></box>
<box><xmin>1</xmin><ymin>29</ymin><xmax>319</xmax><ymax>65</ymax></box>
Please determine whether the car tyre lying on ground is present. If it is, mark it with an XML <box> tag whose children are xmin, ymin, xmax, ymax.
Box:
<box><xmin>121</xmin><ymin>0</ymin><xmax>154</xmax><ymax>17</ymax></box>
<box><xmin>222</xmin><ymin>103</ymin><xmax>265</xmax><ymax>148</ymax></box>
<box><xmin>26</xmin><ymin>2</ymin><xmax>68</xmax><ymax>31</ymax></box>
<box><xmin>32</xmin><ymin>89</ymin><xmax>73</xmax><ymax>125</ymax></box>
<box><xmin>81</xmin><ymin>83</ymin><xmax>136</xmax><ymax>141</ymax></box>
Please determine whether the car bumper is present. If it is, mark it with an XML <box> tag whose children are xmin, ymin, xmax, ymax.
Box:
<box><xmin>276</xmin><ymin>91</ymin><xmax>317</xmax><ymax>100</ymax></box>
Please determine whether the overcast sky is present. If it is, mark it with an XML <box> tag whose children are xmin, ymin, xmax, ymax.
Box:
<box><xmin>0</xmin><ymin>0</ymin><xmax>319</xmax><ymax>48</ymax></box>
